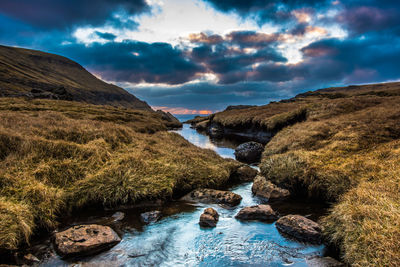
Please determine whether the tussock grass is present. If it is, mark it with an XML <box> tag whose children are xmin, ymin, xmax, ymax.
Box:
<box><xmin>213</xmin><ymin>102</ymin><xmax>307</xmax><ymax>131</ymax></box>
<box><xmin>257</xmin><ymin>89</ymin><xmax>400</xmax><ymax>265</ymax></box>
<box><xmin>0</xmin><ymin>98</ymin><xmax>239</xmax><ymax>250</ymax></box>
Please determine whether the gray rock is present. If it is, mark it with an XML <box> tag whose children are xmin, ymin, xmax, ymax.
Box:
<box><xmin>234</xmin><ymin>142</ymin><xmax>264</xmax><ymax>163</ymax></box>
<box><xmin>276</xmin><ymin>215</ymin><xmax>322</xmax><ymax>244</ymax></box>
<box><xmin>235</xmin><ymin>204</ymin><xmax>278</xmax><ymax>222</ymax></box>
<box><xmin>181</xmin><ymin>188</ymin><xmax>242</xmax><ymax>206</ymax></box>
<box><xmin>140</xmin><ymin>211</ymin><xmax>162</xmax><ymax>224</ymax></box>
<box><xmin>199</xmin><ymin>208</ymin><xmax>219</xmax><ymax>227</ymax></box>
<box><xmin>54</xmin><ymin>224</ymin><xmax>121</xmax><ymax>258</ymax></box>
<box><xmin>252</xmin><ymin>175</ymin><xmax>290</xmax><ymax>201</ymax></box>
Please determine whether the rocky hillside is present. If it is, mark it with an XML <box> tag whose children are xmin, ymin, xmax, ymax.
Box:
<box><xmin>0</xmin><ymin>45</ymin><xmax>150</xmax><ymax>109</ymax></box>
<box><xmin>189</xmin><ymin>81</ymin><xmax>400</xmax><ymax>266</ymax></box>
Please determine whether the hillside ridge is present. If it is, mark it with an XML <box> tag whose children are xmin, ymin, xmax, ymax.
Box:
<box><xmin>0</xmin><ymin>45</ymin><xmax>151</xmax><ymax>109</ymax></box>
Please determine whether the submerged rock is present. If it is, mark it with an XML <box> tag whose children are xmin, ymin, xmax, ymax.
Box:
<box><xmin>234</xmin><ymin>141</ymin><xmax>264</xmax><ymax>163</ymax></box>
<box><xmin>199</xmin><ymin>208</ymin><xmax>219</xmax><ymax>227</ymax></box>
<box><xmin>181</xmin><ymin>188</ymin><xmax>242</xmax><ymax>206</ymax></box>
<box><xmin>54</xmin><ymin>224</ymin><xmax>121</xmax><ymax>258</ymax></box>
<box><xmin>230</xmin><ymin>165</ymin><xmax>258</xmax><ymax>182</ymax></box>
<box><xmin>252</xmin><ymin>175</ymin><xmax>290</xmax><ymax>201</ymax></box>
<box><xmin>140</xmin><ymin>211</ymin><xmax>162</xmax><ymax>224</ymax></box>
<box><xmin>235</xmin><ymin>204</ymin><xmax>278</xmax><ymax>222</ymax></box>
<box><xmin>275</xmin><ymin>215</ymin><xmax>322</xmax><ymax>244</ymax></box>
<box><xmin>23</xmin><ymin>253</ymin><xmax>40</xmax><ymax>264</ymax></box>
<box><xmin>306</xmin><ymin>256</ymin><xmax>344</xmax><ymax>267</ymax></box>
<box><xmin>111</xmin><ymin>211</ymin><xmax>125</xmax><ymax>222</ymax></box>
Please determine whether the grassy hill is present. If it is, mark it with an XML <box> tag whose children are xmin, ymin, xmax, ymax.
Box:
<box><xmin>0</xmin><ymin>98</ymin><xmax>241</xmax><ymax>251</ymax></box>
<box><xmin>192</xmin><ymin>82</ymin><xmax>400</xmax><ymax>266</ymax></box>
<box><xmin>0</xmin><ymin>45</ymin><xmax>150</xmax><ymax>109</ymax></box>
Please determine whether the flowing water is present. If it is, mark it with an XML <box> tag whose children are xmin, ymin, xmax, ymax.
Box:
<box><xmin>37</xmin><ymin>123</ymin><xmax>329</xmax><ymax>267</ymax></box>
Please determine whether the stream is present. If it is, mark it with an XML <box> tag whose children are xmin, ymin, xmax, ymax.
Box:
<box><xmin>36</xmin><ymin>122</ymin><xmax>329</xmax><ymax>267</ymax></box>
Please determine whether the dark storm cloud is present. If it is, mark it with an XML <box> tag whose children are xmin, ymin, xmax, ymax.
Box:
<box><xmin>336</xmin><ymin>5</ymin><xmax>400</xmax><ymax>35</ymax></box>
<box><xmin>56</xmin><ymin>41</ymin><xmax>203</xmax><ymax>85</ymax></box>
<box><xmin>188</xmin><ymin>31</ymin><xmax>287</xmax><ymax>84</ymax></box>
<box><xmin>0</xmin><ymin>0</ymin><xmax>149</xmax><ymax>29</ymax></box>
<box><xmin>202</xmin><ymin>0</ymin><xmax>329</xmax><ymax>25</ymax></box>
<box><xmin>94</xmin><ymin>31</ymin><xmax>117</xmax><ymax>41</ymax></box>
<box><xmin>128</xmin><ymin>81</ymin><xmax>292</xmax><ymax>110</ymax></box>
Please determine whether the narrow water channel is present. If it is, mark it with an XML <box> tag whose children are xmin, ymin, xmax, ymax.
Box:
<box><xmin>38</xmin><ymin>123</ymin><xmax>328</xmax><ymax>267</ymax></box>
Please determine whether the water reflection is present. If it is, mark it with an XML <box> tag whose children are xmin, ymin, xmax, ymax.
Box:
<box><xmin>172</xmin><ymin>124</ymin><xmax>241</xmax><ymax>159</ymax></box>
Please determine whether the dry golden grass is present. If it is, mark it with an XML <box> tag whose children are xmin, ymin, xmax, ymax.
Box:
<box><xmin>256</xmin><ymin>90</ymin><xmax>400</xmax><ymax>265</ymax></box>
<box><xmin>0</xmin><ymin>98</ymin><xmax>239</xmax><ymax>250</ymax></box>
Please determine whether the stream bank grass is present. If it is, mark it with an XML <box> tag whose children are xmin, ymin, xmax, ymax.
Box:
<box><xmin>258</xmin><ymin>91</ymin><xmax>400</xmax><ymax>266</ymax></box>
<box><xmin>0</xmin><ymin>98</ymin><xmax>239</xmax><ymax>250</ymax></box>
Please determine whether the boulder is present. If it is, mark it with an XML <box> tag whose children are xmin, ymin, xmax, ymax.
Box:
<box><xmin>181</xmin><ymin>188</ymin><xmax>242</xmax><ymax>206</ymax></box>
<box><xmin>234</xmin><ymin>142</ymin><xmax>264</xmax><ymax>163</ymax></box>
<box><xmin>235</xmin><ymin>204</ymin><xmax>278</xmax><ymax>222</ymax></box>
<box><xmin>252</xmin><ymin>175</ymin><xmax>290</xmax><ymax>201</ymax></box>
<box><xmin>276</xmin><ymin>215</ymin><xmax>322</xmax><ymax>244</ymax></box>
<box><xmin>199</xmin><ymin>208</ymin><xmax>219</xmax><ymax>227</ymax></box>
<box><xmin>230</xmin><ymin>165</ymin><xmax>258</xmax><ymax>182</ymax></box>
<box><xmin>140</xmin><ymin>211</ymin><xmax>162</xmax><ymax>224</ymax></box>
<box><xmin>54</xmin><ymin>224</ymin><xmax>121</xmax><ymax>257</ymax></box>
<box><xmin>306</xmin><ymin>256</ymin><xmax>344</xmax><ymax>267</ymax></box>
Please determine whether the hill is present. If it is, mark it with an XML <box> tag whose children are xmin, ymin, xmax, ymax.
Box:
<box><xmin>0</xmin><ymin>45</ymin><xmax>150</xmax><ymax>109</ymax></box>
<box><xmin>189</xmin><ymin>82</ymin><xmax>400</xmax><ymax>266</ymax></box>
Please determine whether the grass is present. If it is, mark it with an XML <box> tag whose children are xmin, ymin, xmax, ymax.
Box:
<box><xmin>0</xmin><ymin>98</ymin><xmax>240</xmax><ymax>250</ymax></box>
<box><xmin>206</xmin><ymin>82</ymin><xmax>400</xmax><ymax>266</ymax></box>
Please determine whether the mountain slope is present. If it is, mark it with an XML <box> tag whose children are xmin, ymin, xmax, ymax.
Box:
<box><xmin>0</xmin><ymin>45</ymin><xmax>150</xmax><ymax>109</ymax></box>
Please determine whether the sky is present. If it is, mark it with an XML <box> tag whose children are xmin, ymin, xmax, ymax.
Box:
<box><xmin>1</xmin><ymin>0</ymin><xmax>400</xmax><ymax>114</ymax></box>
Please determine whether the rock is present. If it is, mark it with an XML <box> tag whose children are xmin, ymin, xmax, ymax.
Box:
<box><xmin>208</xmin><ymin>123</ymin><xmax>224</xmax><ymax>138</ymax></box>
<box><xmin>111</xmin><ymin>211</ymin><xmax>125</xmax><ymax>222</ymax></box>
<box><xmin>235</xmin><ymin>204</ymin><xmax>278</xmax><ymax>222</ymax></box>
<box><xmin>234</xmin><ymin>142</ymin><xmax>264</xmax><ymax>163</ymax></box>
<box><xmin>306</xmin><ymin>256</ymin><xmax>344</xmax><ymax>267</ymax></box>
<box><xmin>252</xmin><ymin>175</ymin><xmax>290</xmax><ymax>201</ymax></box>
<box><xmin>199</xmin><ymin>208</ymin><xmax>219</xmax><ymax>227</ymax></box>
<box><xmin>181</xmin><ymin>188</ymin><xmax>242</xmax><ymax>206</ymax></box>
<box><xmin>156</xmin><ymin>110</ymin><xmax>182</xmax><ymax>128</ymax></box>
<box><xmin>140</xmin><ymin>211</ymin><xmax>162</xmax><ymax>224</ymax></box>
<box><xmin>23</xmin><ymin>253</ymin><xmax>40</xmax><ymax>264</ymax></box>
<box><xmin>276</xmin><ymin>215</ymin><xmax>322</xmax><ymax>244</ymax></box>
<box><xmin>54</xmin><ymin>224</ymin><xmax>121</xmax><ymax>258</ymax></box>
<box><xmin>230</xmin><ymin>165</ymin><xmax>258</xmax><ymax>182</ymax></box>
<box><xmin>194</xmin><ymin>120</ymin><xmax>209</xmax><ymax>131</ymax></box>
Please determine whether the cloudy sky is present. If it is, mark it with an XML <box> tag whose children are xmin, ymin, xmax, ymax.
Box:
<box><xmin>1</xmin><ymin>0</ymin><xmax>400</xmax><ymax>114</ymax></box>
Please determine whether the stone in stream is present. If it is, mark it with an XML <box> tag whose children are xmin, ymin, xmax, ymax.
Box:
<box><xmin>252</xmin><ymin>175</ymin><xmax>290</xmax><ymax>201</ymax></box>
<box><xmin>181</xmin><ymin>188</ymin><xmax>242</xmax><ymax>206</ymax></box>
<box><xmin>111</xmin><ymin>211</ymin><xmax>125</xmax><ymax>222</ymax></box>
<box><xmin>275</xmin><ymin>215</ymin><xmax>322</xmax><ymax>244</ymax></box>
<box><xmin>230</xmin><ymin>165</ymin><xmax>258</xmax><ymax>182</ymax></box>
<box><xmin>235</xmin><ymin>204</ymin><xmax>278</xmax><ymax>222</ymax></box>
<box><xmin>54</xmin><ymin>224</ymin><xmax>121</xmax><ymax>258</ymax></box>
<box><xmin>199</xmin><ymin>208</ymin><xmax>219</xmax><ymax>227</ymax></box>
<box><xmin>234</xmin><ymin>141</ymin><xmax>264</xmax><ymax>163</ymax></box>
<box><xmin>306</xmin><ymin>256</ymin><xmax>344</xmax><ymax>267</ymax></box>
<box><xmin>140</xmin><ymin>211</ymin><xmax>162</xmax><ymax>224</ymax></box>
